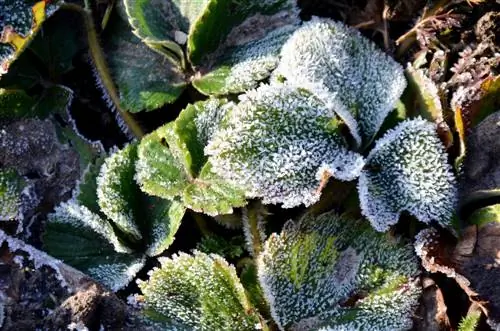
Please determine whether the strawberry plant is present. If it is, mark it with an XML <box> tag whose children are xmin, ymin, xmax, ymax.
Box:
<box><xmin>1</xmin><ymin>0</ymin><xmax>499</xmax><ymax>330</ymax></box>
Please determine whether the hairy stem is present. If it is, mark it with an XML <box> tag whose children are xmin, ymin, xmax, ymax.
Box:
<box><xmin>190</xmin><ymin>210</ymin><xmax>211</xmax><ymax>237</ymax></box>
<box><xmin>60</xmin><ymin>3</ymin><xmax>145</xmax><ymax>138</ymax></box>
<box><xmin>243</xmin><ymin>201</ymin><xmax>266</xmax><ymax>257</ymax></box>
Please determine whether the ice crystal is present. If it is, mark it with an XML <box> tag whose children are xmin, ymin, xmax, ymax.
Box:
<box><xmin>272</xmin><ymin>17</ymin><xmax>406</xmax><ymax>146</ymax></box>
<box><xmin>258</xmin><ymin>211</ymin><xmax>421</xmax><ymax>330</ymax></box>
<box><xmin>139</xmin><ymin>251</ymin><xmax>263</xmax><ymax>330</ymax></box>
<box><xmin>206</xmin><ymin>84</ymin><xmax>365</xmax><ymax>208</ymax></box>
<box><xmin>358</xmin><ymin>117</ymin><xmax>457</xmax><ymax>231</ymax></box>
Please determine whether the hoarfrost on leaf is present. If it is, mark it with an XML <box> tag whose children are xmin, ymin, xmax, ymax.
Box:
<box><xmin>97</xmin><ymin>143</ymin><xmax>143</xmax><ymax>240</ymax></box>
<box><xmin>192</xmin><ymin>24</ymin><xmax>298</xmax><ymax>96</ymax></box>
<box><xmin>139</xmin><ymin>251</ymin><xmax>264</xmax><ymax>330</ymax></box>
<box><xmin>272</xmin><ymin>17</ymin><xmax>407</xmax><ymax>147</ymax></box>
<box><xmin>257</xmin><ymin>211</ymin><xmax>421</xmax><ymax>330</ymax></box>
<box><xmin>135</xmin><ymin>98</ymin><xmax>247</xmax><ymax>215</ymax></box>
<box><xmin>358</xmin><ymin>117</ymin><xmax>457</xmax><ymax>232</ymax></box>
<box><xmin>44</xmin><ymin>145</ymin><xmax>185</xmax><ymax>290</ymax></box>
<box><xmin>0</xmin><ymin>169</ymin><xmax>25</xmax><ymax>221</ymax></box>
<box><xmin>206</xmin><ymin>84</ymin><xmax>365</xmax><ymax>208</ymax></box>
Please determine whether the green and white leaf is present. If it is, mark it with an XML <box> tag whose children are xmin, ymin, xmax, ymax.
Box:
<box><xmin>206</xmin><ymin>84</ymin><xmax>365</xmax><ymax>208</ymax></box>
<box><xmin>44</xmin><ymin>146</ymin><xmax>185</xmax><ymax>290</ymax></box>
<box><xmin>103</xmin><ymin>16</ymin><xmax>187</xmax><ymax>112</ymax></box>
<box><xmin>272</xmin><ymin>17</ymin><xmax>406</xmax><ymax>147</ymax></box>
<box><xmin>44</xmin><ymin>202</ymin><xmax>144</xmax><ymax>291</ymax></box>
<box><xmin>0</xmin><ymin>0</ymin><xmax>62</xmax><ymax>76</ymax></box>
<box><xmin>0</xmin><ymin>169</ymin><xmax>25</xmax><ymax>221</ymax></box>
<box><xmin>258</xmin><ymin>211</ymin><xmax>421</xmax><ymax>330</ymax></box>
<box><xmin>124</xmin><ymin>0</ymin><xmax>209</xmax><ymax>61</ymax></box>
<box><xmin>187</xmin><ymin>0</ymin><xmax>298</xmax><ymax>65</ymax></box>
<box><xmin>192</xmin><ymin>24</ymin><xmax>297</xmax><ymax>96</ymax></box>
<box><xmin>97</xmin><ymin>143</ymin><xmax>143</xmax><ymax>240</ymax></box>
<box><xmin>358</xmin><ymin>117</ymin><xmax>457</xmax><ymax>232</ymax></box>
<box><xmin>139</xmin><ymin>251</ymin><xmax>264</xmax><ymax>330</ymax></box>
<box><xmin>136</xmin><ymin>98</ymin><xmax>247</xmax><ymax>215</ymax></box>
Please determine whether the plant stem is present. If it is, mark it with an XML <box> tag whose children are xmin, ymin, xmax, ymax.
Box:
<box><xmin>395</xmin><ymin>0</ymin><xmax>451</xmax><ymax>57</ymax></box>
<box><xmin>190</xmin><ymin>211</ymin><xmax>211</xmax><ymax>237</ymax></box>
<box><xmin>60</xmin><ymin>3</ymin><xmax>145</xmax><ymax>138</ymax></box>
<box><xmin>243</xmin><ymin>201</ymin><xmax>266</xmax><ymax>257</ymax></box>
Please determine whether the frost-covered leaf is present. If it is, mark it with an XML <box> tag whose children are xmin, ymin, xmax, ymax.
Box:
<box><xmin>44</xmin><ymin>202</ymin><xmax>144</xmax><ymax>291</ymax></box>
<box><xmin>192</xmin><ymin>24</ymin><xmax>297</xmax><ymax>96</ymax></box>
<box><xmin>187</xmin><ymin>0</ymin><xmax>298</xmax><ymax>65</ymax></box>
<box><xmin>139</xmin><ymin>251</ymin><xmax>264</xmax><ymax>330</ymax></box>
<box><xmin>0</xmin><ymin>0</ymin><xmax>62</xmax><ymax>76</ymax></box>
<box><xmin>206</xmin><ymin>85</ymin><xmax>365</xmax><ymax>208</ymax></box>
<box><xmin>44</xmin><ymin>146</ymin><xmax>185</xmax><ymax>290</ymax></box>
<box><xmin>358</xmin><ymin>117</ymin><xmax>457</xmax><ymax>232</ymax></box>
<box><xmin>136</xmin><ymin>98</ymin><xmax>247</xmax><ymax>215</ymax></box>
<box><xmin>0</xmin><ymin>169</ymin><xmax>25</xmax><ymax>221</ymax></box>
<box><xmin>103</xmin><ymin>15</ymin><xmax>186</xmax><ymax>112</ymax></box>
<box><xmin>273</xmin><ymin>17</ymin><xmax>406</xmax><ymax>147</ymax></box>
<box><xmin>124</xmin><ymin>0</ymin><xmax>208</xmax><ymax>61</ymax></box>
<box><xmin>258</xmin><ymin>211</ymin><xmax>421</xmax><ymax>330</ymax></box>
<box><xmin>97</xmin><ymin>143</ymin><xmax>143</xmax><ymax>240</ymax></box>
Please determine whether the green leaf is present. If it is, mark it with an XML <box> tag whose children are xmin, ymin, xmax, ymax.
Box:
<box><xmin>206</xmin><ymin>85</ymin><xmax>365</xmax><ymax>208</ymax></box>
<box><xmin>97</xmin><ymin>143</ymin><xmax>144</xmax><ymax>240</ymax></box>
<box><xmin>258</xmin><ymin>211</ymin><xmax>421</xmax><ymax>330</ymax></box>
<box><xmin>0</xmin><ymin>0</ymin><xmax>62</xmax><ymax>76</ymax></box>
<box><xmin>404</xmin><ymin>65</ymin><xmax>453</xmax><ymax>147</ymax></box>
<box><xmin>0</xmin><ymin>169</ymin><xmax>25</xmax><ymax>221</ymax></box>
<box><xmin>192</xmin><ymin>24</ymin><xmax>297</xmax><ymax>96</ymax></box>
<box><xmin>28</xmin><ymin>11</ymin><xmax>84</xmax><ymax>78</ymax></box>
<box><xmin>44</xmin><ymin>202</ymin><xmax>144</xmax><ymax>291</ymax></box>
<box><xmin>0</xmin><ymin>85</ymin><xmax>73</xmax><ymax>121</ymax></box>
<box><xmin>458</xmin><ymin>310</ymin><xmax>481</xmax><ymax>331</ymax></box>
<box><xmin>358</xmin><ymin>117</ymin><xmax>457</xmax><ymax>232</ymax></box>
<box><xmin>103</xmin><ymin>15</ymin><xmax>187</xmax><ymax>112</ymax></box>
<box><xmin>124</xmin><ymin>0</ymin><xmax>209</xmax><ymax>61</ymax></box>
<box><xmin>136</xmin><ymin>98</ymin><xmax>247</xmax><ymax>215</ymax></box>
<box><xmin>0</xmin><ymin>88</ymin><xmax>36</xmax><ymax>120</ymax></box>
<box><xmin>187</xmin><ymin>0</ymin><xmax>298</xmax><ymax>65</ymax></box>
<box><xmin>139</xmin><ymin>251</ymin><xmax>264</xmax><ymax>330</ymax></box>
<box><xmin>273</xmin><ymin>18</ymin><xmax>406</xmax><ymax>147</ymax></box>
<box><xmin>469</xmin><ymin>204</ymin><xmax>500</xmax><ymax>228</ymax></box>
<box><xmin>76</xmin><ymin>155</ymin><xmax>107</xmax><ymax>215</ymax></box>
<box><xmin>44</xmin><ymin>145</ymin><xmax>185</xmax><ymax>290</ymax></box>
<box><xmin>144</xmin><ymin>196</ymin><xmax>185</xmax><ymax>257</ymax></box>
